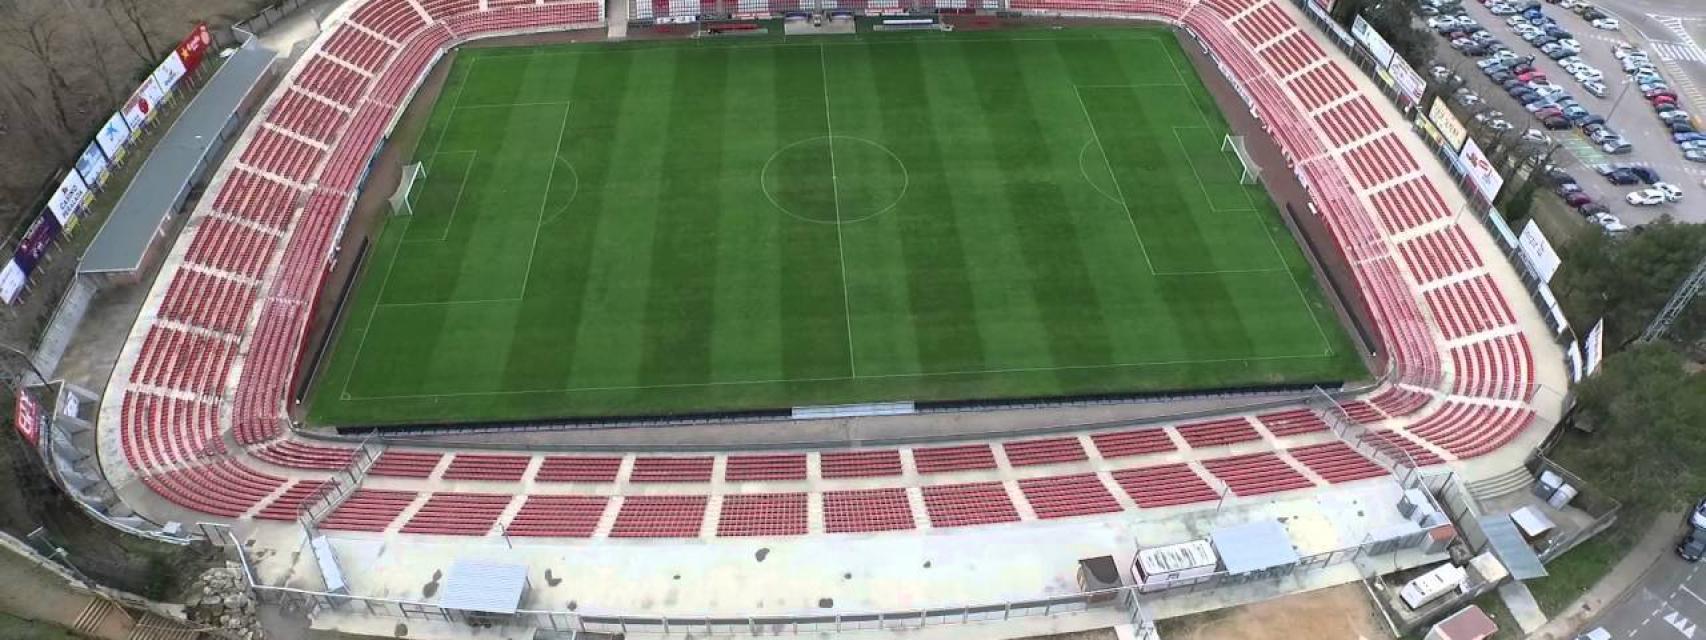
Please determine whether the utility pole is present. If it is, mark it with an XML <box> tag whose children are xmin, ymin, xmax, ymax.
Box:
<box><xmin>1638</xmin><ymin>254</ymin><xmax>1706</xmax><ymax>343</ymax></box>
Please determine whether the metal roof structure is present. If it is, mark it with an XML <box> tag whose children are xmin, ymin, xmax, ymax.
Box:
<box><xmin>1210</xmin><ymin>520</ymin><xmax>1300</xmax><ymax>574</ymax></box>
<box><xmin>1477</xmin><ymin>515</ymin><xmax>1548</xmax><ymax>580</ymax></box>
<box><xmin>80</xmin><ymin>42</ymin><xmax>276</xmax><ymax>275</ymax></box>
<box><xmin>439</xmin><ymin>560</ymin><xmax>529</xmax><ymax>614</ymax></box>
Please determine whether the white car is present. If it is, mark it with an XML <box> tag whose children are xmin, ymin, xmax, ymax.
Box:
<box><xmin>1626</xmin><ymin>189</ymin><xmax>1666</xmax><ymax>205</ymax></box>
<box><xmin>1592</xmin><ymin>212</ymin><xmax>1629</xmax><ymax>233</ymax></box>
<box><xmin>1592</xmin><ymin>18</ymin><xmax>1620</xmax><ymax>30</ymax></box>
<box><xmin>1654</xmin><ymin>182</ymin><xmax>1683</xmax><ymax>202</ymax></box>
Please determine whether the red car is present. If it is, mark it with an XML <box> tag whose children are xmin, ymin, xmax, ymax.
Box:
<box><xmin>1565</xmin><ymin>192</ymin><xmax>1593</xmax><ymax>207</ymax></box>
<box><xmin>1654</xmin><ymin>95</ymin><xmax>1678</xmax><ymax>107</ymax></box>
<box><xmin>1518</xmin><ymin>72</ymin><xmax>1548</xmax><ymax>82</ymax></box>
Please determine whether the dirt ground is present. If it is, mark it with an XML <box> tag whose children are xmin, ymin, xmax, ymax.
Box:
<box><xmin>1157</xmin><ymin>584</ymin><xmax>1396</xmax><ymax>640</ymax></box>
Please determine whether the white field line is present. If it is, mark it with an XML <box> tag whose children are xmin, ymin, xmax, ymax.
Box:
<box><xmin>340</xmin><ymin>351</ymin><xmax>1343</xmax><ymax>401</ymax></box>
<box><xmin>1073</xmin><ymin>87</ymin><xmax>1157</xmax><ymax>274</ymax></box>
<box><xmin>821</xmin><ymin>44</ymin><xmax>859</xmax><ymax>379</ymax></box>
<box><xmin>518</xmin><ymin>102</ymin><xmax>574</xmax><ymax>299</ymax></box>
<box><xmin>403</xmin><ymin>150</ymin><xmax>477</xmax><ymax>244</ymax></box>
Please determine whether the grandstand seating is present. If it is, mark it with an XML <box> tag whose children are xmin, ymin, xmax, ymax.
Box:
<box><xmin>920</xmin><ymin>482</ymin><xmax>1020</xmax><ymax>528</ymax></box>
<box><xmin>104</xmin><ymin>0</ymin><xmax>1554</xmax><ymax>546</ymax></box>
<box><xmin>717</xmin><ymin>493</ymin><xmax>809</xmax><ymax>536</ymax></box>
<box><xmin>505</xmin><ymin>495</ymin><xmax>609</xmax><ymax>537</ymax></box>
<box><xmin>1018</xmin><ymin>474</ymin><xmax>1122</xmax><ymax>519</ymax></box>
<box><xmin>610</xmin><ymin>496</ymin><xmax>708</xmax><ymax>538</ymax></box>
<box><xmin>534</xmin><ymin>455</ymin><xmax>622</xmax><ymax>482</ymax></box>
<box><xmin>823</xmin><ymin>489</ymin><xmax>915</xmax><ymax>533</ymax></box>
<box><xmin>1111</xmin><ymin>463</ymin><xmax>1219</xmax><ymax>508</ymax></box>
<box><xmin>819</xmin><ymin>450</ymin><xmax>903</xmax><ymax>478</ymax></box>
<box><xmin>1201</xmin><ymin>452</ymin><xmax>1315</xmax><ymax>496</ymax></box>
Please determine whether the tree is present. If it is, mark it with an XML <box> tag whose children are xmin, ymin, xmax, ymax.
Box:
<box><xmin>1552</xmin><ymin>218</ymin><xmax>1706</xmax><ymax>349</ymax></box>
<box><xmin>1561</xmin><ymin>343</ymin><xmax>1706</xmax><ymax>514</ymax></box>
<box><xmin>0</xmin><ymin>2</ymin><xmax>80</xmax><ymax>136</ymax></box>
<box><xmin>1332</xmin><ymin>0</ymin><xmax>1437</xmax><ymax>68</ymax></box>
<box><xmin>102</xmin><ymin>0</ymin><xmax>166</xmax><ymax>65</ymax></box>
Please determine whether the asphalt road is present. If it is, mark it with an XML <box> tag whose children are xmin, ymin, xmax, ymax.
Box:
<box><xmin>1429</xmin><ymin>0</ymin><xmax>1706</xmax><ymax>226</ymax></box>
<box><xmin>1579</xmin><ymin>525</ymin><xmax>1706</xmax><ymax>640</ymax></box>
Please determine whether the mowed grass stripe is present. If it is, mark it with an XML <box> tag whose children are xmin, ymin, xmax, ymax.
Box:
<box><xmin>306</xmin><ymin>28</ymin><xmax>1366</xmax><ymax>424</ymax></box>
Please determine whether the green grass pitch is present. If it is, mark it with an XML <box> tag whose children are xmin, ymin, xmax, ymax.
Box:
<box><xmin>305</xmin><ymin>27</ymin><xmax>1367</xmax><ymax>426</ymax></box>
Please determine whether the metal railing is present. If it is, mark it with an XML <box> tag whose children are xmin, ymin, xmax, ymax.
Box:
<box><xmin>203</xmin><ymin>514</ymin><xmax>1434</xmax><ymax>637</ymax></box>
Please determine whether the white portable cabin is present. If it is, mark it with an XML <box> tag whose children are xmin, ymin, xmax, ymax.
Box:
<box><xmin>1132</xmin><ymin>539</ymin><xmax>1218</xmax><ymax>592</ymax></box>
<box><xmin>1401</xmin><ymin>562</ymin><xmax>1468</xmax><ymax>610</ymax></box>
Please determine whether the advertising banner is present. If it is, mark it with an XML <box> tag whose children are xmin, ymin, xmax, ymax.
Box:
<box><xmin>1566</xmin><ymin>341</ymin><xmax>1584</xmax><ymax>382</ymax></box>
<box><xmin>1429</xmin><ymin>100</ymin><xmax>1469</xmax><ymax>151</ymax></box>
<box><xmin>46</xmin><ymin>170</ymin><xmax>91</xmax><ymax>228</ymax></box>
<box><xmin>176</xmin><ymin>23</ymin><xmax>213</xmax><ymax>74</ymax></box>
<box><xmin>1584</xmin><ymin>319</ymin><xmax>1605</xmax><ymax>377</ymax></box>
<box><xmin>1352</xmin><ymin>15</ymin><xmax>1397</xmax><ymax>67</ymax></box>
<box><xmin>0</xmin><ymin>260</ymin><xmax>24</xmax><ymax>304</ymax></box>
<box><xmin>95</xmin><ymin>112</ymin><xmax>133</xmax><ymax>163</ymax></box>
<box><xmin>1389</xmin><ymin>56</ymin><xmax>1427</xmax><ymax>107</ymax></box>
<box><xmin>1518</xmin><ymin>219</ymin><xmax>1563</xmax><ymax>282</ymax></box>
<box><xmin>75</xmin><ymin>141</ymin><xmax>111</xmax><ymax>189</ymax></box>
<box><xmin>14</xmin><ymin>389</ymin><xmax>40</xmax><ymax>447</ymax></box>
<box><xmin>1457</xmin><ymin>139</ymin><xmax>1505</xmax><ymax>201</ymax></box>
<box><xmin>122</xmin><ymin>77</ymin><xmax>165</xmax><ymax>130</ymax></box>
<box><xmin>12</xmin><ymin>214</ymin><xmax>61</xmax><ymax>274</ymax></box>
<box><xmin>152</xmin><ymin>51</ymin><xmax>188</xmax><ymax>96</ymax></box>
<box><xmin>1416</xmin><ymin>113</ymin><xmax>1444</xmax><ymax>147</ymax></box>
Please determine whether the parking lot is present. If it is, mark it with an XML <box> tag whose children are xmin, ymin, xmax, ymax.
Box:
<box><xmin>1424</xmin><ymin>0</ymin><xmax>1705</xmax><ymax>228</ymax></box>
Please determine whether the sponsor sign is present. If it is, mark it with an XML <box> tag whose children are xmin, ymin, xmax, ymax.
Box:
<box><xmin>0</xmin><ymin>260</ymin><xmax>25</xmax><ymax>304</ymax></box>
<box><xmin>74</xmin><ymin>141</ymin><xmax>110</xmax><ymax>189</ymax></box>
<box><xmin>152</xmin><ymin>51</ymin><xmax>188</xmax><ymax>95</ymax></box>
<box><xmin>14</xmin><ymin>389</ymin><xmax>40</xmax><ymax>446</ymax></box>
<box><xmin>1566</xmin><ymin>341</ymin><xmax>1584</xmax><ymax>382</ymax></box>
<box><xmin>95</xmin><ymin>112</ymin><xmax>133</xmax><ymax>163</ymax></box>
<box><xmin>1457</xmin><ymin>139</ymin><xmax>1505</xmax><ymax>201</ymax></box>
<box><xmin>1584</xmin><ymin>319</ymin><xmax>1605</xmax><ymax>377</ymax></box>
<box><xmin>122</xmin><ymin>77</ymin><xmax>165</xmax><ymax>130</ymax></box>
<box><xmin>1352</xmin><ymin>15</ymin><xmax>1397</xmax><ymax>67</ymax></box>
<box><xmin>12</xmin><ymin>215</ymin><xmax>60</xmax><ymax>274</ymax></box>
<box><xmin>1518</xmin><ymin>219</ymin><xmax>1562</xmax><ymax>282</ymax></box>
<box><xmin>46</xmin><ymin>171</ymin><xmax>90</xmax><ymax>228</ymax></box>
<box><xmin>1389</xmin><ymin>56</ymin><xmax>1427</xmax><ymax>107</ymax></box>
<box><xmin>176</xmin><ymin>23</ymin><xmax>213</xmax><ymax>74</ymax></box>
<box><xmin>1429</xmin><ymin>100</ymin><xmax>1469</xmax><ymax>151</ymax></box>
<box><xmin>1416</xmin><ymin>113</ymin><xmax>1445</xmax><ymax>147</ymax></box>
<box><xmin>1374</xmin><ymin>65</ymin><xmax>1397</xmax><ymax>90</ymax></box>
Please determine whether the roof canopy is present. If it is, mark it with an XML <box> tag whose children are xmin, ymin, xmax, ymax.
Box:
<box><xmin>1211</xmin><ymin>520</ymin><xmax>1300</xmax><ymax>574</ymax></box>
<box><xmin>439</xmin><ymin>560</ymin><xmax>529</xmax><ymax>614</ymax></box>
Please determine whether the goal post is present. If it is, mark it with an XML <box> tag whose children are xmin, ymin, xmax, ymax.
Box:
<box><xmin>389</xmin><ymin>162</ymin><xmax>428</xmax><ymax>216</ymax></box>
<box><xmin>1222</xmin><ymin>134</ymin><xmax>1261</xmax><ymax>185</ymax></box>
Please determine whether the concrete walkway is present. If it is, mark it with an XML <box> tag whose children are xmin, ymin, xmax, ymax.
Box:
<box><xmin>1528</xmin><ymin>510</ymin><xmax>1680</xmax><ymax>640</ymax></box>
<box><xmin>1498</xmin><ymin>580</ymin><xmax>1547</xmax><ymax>634</ymax></box>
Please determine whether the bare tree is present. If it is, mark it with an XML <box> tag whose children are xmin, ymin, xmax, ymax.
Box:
<box><xmin>0</xmin><ymin>3</ymin><xmax>79</xmax><ymax>136</ymax></box>
<box><xmin>101</xmin><ymin>0</ymin><xmax>165</xmax><ymax>64</ymax></box>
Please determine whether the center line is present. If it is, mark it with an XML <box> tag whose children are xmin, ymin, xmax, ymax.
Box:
<box><xmin>821</xmin><ymin>45</ymin><xmax>857</xmax><ymax>378</ymax></box>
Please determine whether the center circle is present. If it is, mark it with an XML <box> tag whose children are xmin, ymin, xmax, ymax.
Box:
<box><xmin>762</xmin><ymin>136</ymin><xmax>908</xmax><ymax>224</ymax></box>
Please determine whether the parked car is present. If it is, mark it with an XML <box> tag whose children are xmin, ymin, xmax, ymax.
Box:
<box><xmin>1680</xmin><ymin>529</ymin><xmax>1706</xmax><ymax>562</ymax></box>
<box><xmin>1606</xmin><ymin>169</ymin><xmax>1639</xmax><ymax>184</ymax></box>
<box><xmin>1582</xmin><ymin>82</ymin><xmax>1607</xmax><ymax>97</ymax></box>
<box><xmin>1579</xmin><ymin>202</ymin><xmax>1610</xmax><ymax>216</ymax></box>
<box><xmin>1627</xmin><ymin>189</ymin><xmax>1666</xmax><ymax>205</ymax></box>
<box><xmin>1629</xmin><ymin>166</ymin><xmax>1662</xmax><ymax>184</ymax></box>
<box><xmin>1591</xmin><ymin>212</ymin><xmax>1629</xmax><ymax>233</ymax></box>
<box><xmin>1592</xmin><ymin>17</ymin><xmax>1619</xmax><ymax>29</ymax></box>
<box><xmin>1688</xmin><ymin>149</ymin><xmax>1706</xmax><ymax>163</ymax></box>
<box><xmin>1655</xmin><ymin>182</ymin><xmax>1683</xmax><ymax>201</ymax></box>
<box><xmin>1603</xmin><ymin>139</ymin><xmax>1632</xmax><ymax>154</ymax></box>
<box><xmin>1565</xmin><ymin>192</ymin><xmax>1593</xmax><ymax>207</ymax></box>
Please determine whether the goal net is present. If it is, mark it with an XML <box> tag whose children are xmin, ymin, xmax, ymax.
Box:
<box><xmin>1222</xmin><ymin>135</ymin><xmax>1261</xmax><ymax>185</ymax></box>
<box><xmin>389</xmin><ymin>162</ymin><xmax>428</xmax><ymax>216</ymax></box>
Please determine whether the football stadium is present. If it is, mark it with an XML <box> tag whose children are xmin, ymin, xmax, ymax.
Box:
<box><xmin>2</xmin><ymin>0</ymin><xmax>1587</xmax><ymax>635</ymax></box>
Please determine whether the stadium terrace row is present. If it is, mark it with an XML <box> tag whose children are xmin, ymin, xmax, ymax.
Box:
<box><xmin>105</xmin><ymin>0</ymin><xmax>1547</xmax><ymax>539</ymax></box>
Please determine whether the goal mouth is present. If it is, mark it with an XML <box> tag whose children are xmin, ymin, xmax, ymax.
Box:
<box><xmin>389</xmin><ymin>162</ymin><xmax>428</xmax><ymax>216</ymax></box>
<box><xmin>1222</xmin><ymin>134</ymin><xmax>1261</xmax><ymax>185</ymax></box>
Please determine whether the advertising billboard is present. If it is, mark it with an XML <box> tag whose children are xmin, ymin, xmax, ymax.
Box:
<box><xmin>1518</xmin><ymin>219</ymin><xmax>1562</xmax><ymax>282</ymax></box>
<box><xmin>176</xmin><ymin>23</ymin><xmax>214</xmax><ymax>74</ymax></box>
<box><xmin>1457</xmin><ymin>139</ymin><xmax>1505</xmax><ymax>201</ymax></box>
<box><xmin>13</xmin><ymin>388</ymin><xmax>40</xmax><ymax>446</ymax></box>
<box><xmin>74</xmin><ymin>141</ymin><xmax>111</xmax><ymax>189</ymax></box>
<box><xmin>1429</xmin><ymin>99</ymin><xmax>1469</xmax><ymax>151</ymax></box>
<box><xmin>95</xmin><ymin>112</ymin><xmax>133</xmax><ymax>163</ymax></box>
<box><xmin>122</xmin><ymin>76</ymin><xmax>165</xmax><ymax>130</ymax></box>
<box><xmin>1352</xmin><ymin>15</ymin><xmax>1397</xmax><ymax>67</ymax></box>
<box><xmin>1389</xmin><ymin>56</ymin><xmax>1427</xmax><ymax>107</ymax></box>
<box><xmin>0</xmin><ymin>260</ymin><xmax>24</xmax><ymax>304</ymax></box>
<box><xmin>1584</xmin><ymin>319</ymin><xmax>1605</xmax><ymax>377</ymax></box>
<box><xmin>12</xmin><ymin>215</ymin><xmax>61</xmax><ymax>274</ymax></box>
<box><xmin>152</xmin><ymin>51</ymin><xmax>188</xmax><ymax>96</ymax></box>
<box><xmin>45</xmin><ymin>171</ymin><xmax>91</xmax><ymax>229</ymax></box>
